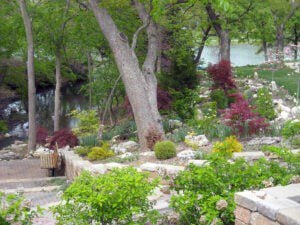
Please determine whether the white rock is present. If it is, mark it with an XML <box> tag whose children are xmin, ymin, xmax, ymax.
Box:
<box><xmin>291</xmin><ymin>106</ymin><xmax>300</xmax><ymax>118</ymax></box>
<box><xmin>4</xmin><ymin>133</ymin><xmax>11</xmax><ymax>138</ymax></box>
<box><xmin>271</xmin><ymin>81</ymin><xmax>277</xmax><ymax>91</ymax></box>
<box><xmin>118</xmin><ymin>152</ymin><xmax>133</xmax><ymax>159</ymax></box>
<box><xmin>139</xmin><ymin>163</ymin><xmax>184</xmax><ymax>175</ymax></box>
<box><xmin>33</xmin><ymin>146</ymin><xmax>52</xmax><ymax>157</ymax></box>
<box><xmin>185</xmin><ymin>134</ymin><xmax>209</xmax><ymax>148</ymax></box>
<box><xmin>247</xmin><ymin>137</ymin><xmax>281</xmax><ymax>146</ymax></box>
<box><xmin>254</xmin><ymin>72</ymin><xmax>259</xmax><ymax>79</ymax></box>
<box><xmin>177</xmin><ymin>150</ymin><xmax>195</xmax><ymax>160</ymax></box>
<box><xmin>188</xmin><ymin>160</ymin><xmax>208</xmax><ymax>166</ymax></box>
<box><xmin>111</xmin><ymin>141</ymin><xmax>139</xmax><ymax>154</ymax></box>
<box><xmin>140</xmin><ymin>151</ymin><xmax>155</xmax><ymax>157</ymax></box>
<box><xmin>233</xmin><ymin>152</ymin><xmax>265</xmax><ymax>161</ymax></box>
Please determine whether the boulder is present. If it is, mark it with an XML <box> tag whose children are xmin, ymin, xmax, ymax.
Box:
<box><xmin>291</xmin><ymin>106</ymin><xmax>300</xmax><ymax>118</ymax></box>
<box><xmin>33</xmin><ymin>146</ymin><xmax>52</xmax><ymax>157</ymax></box>
<box><xmin>185</xmin><ymin>134</ymin><xmax>209</xmax><ymax>148</ymax></box>
<box><xmin>177</xmin><ymin>149</ymin><xmax>195</xmax><ymax>160</ymax></box>
<box><xmin>270</xmin><ymin>81</ymin><xmax>277</xmax><ymax>91</ymax></box>
<box><xmin>111</xmin><ymin>141</ymin><xmax>139</xmax><ymax>154</ymax></box>
<box><xmin>118</xmin><ymin>152</ymin><xmax>133</xmax><ymax>159</ymax></box>
<box><xmin>247</xmin><ymin>137</ymin><xmax>281</xmax><ymax>146</ymax></box>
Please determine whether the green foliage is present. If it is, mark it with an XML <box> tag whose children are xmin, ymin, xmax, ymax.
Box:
<box><xmin>171</xmin><ymin>155</ymin><xmax>293</xmax><ymax>224</ymax></box>
<box><xmin>210</xmin><ymin>89</ymin><xmax>228</xmax><ymax>109</ymax></box>
<box><xmin>0</xmin><ymin>120</ymin><xmax>8</xmax><ymax>134</ymax></box>
<box><xmin>254</xmin><ymin>87</ymin><xmax>276</xmax><ymax>120</ymax></box>
<box><xmin>201</xmin><ymin>101</ymin><xmax>217</xmax><ymax>119</ymax></box>
<box><xmin>282</xmin><ymin>120</ymin><xmax>300</xmax><ymax>140</ymax></box>
<box><xmin>262</xmin><ymin>145</ymin><xmax>300</xmax><ymax>175</ymax></box>
<box><xmin>102</xmin><ymin>120</ymin><xmax>137</xmax><ymax>141</ymax></box>
<box><xmin>167</xmin><ymin>126</ymin><xmax>191</xmax><ymax>143</ymax></box>
<box><xmin>212</xmin><ymin>136</ymin><xmax>243</xmax><ymax>156</ymax></box>
<box><xmin>154</xmin><ymin>141</ymin><xmax>177</xmax><ymax>160</ymax></box>
<box><xmin>79</xmin><ymin>134</ymin><xmax>99</xmax><ymax>147</ymax></box>
<box><xmin>87</xmin><ymin>142</ymin><xmax>115</xmax><ymax>161</ymax></box>
<box><xmin>171</xmin><ymin>88</ymin><xmax>201</xmax><ymax>121</ymax></box>
<box><xmin>52</xmin><ymin>168</ymin><xmax>160</xmax><ymax>225</ymax></box>
<box><xmin>75</xmin><ymin>146</ymin><xmax>91</xmax><ymax>157</ymax></box>
<box><xmin>70</xmin><ymin>110</ymin><xmax>99</xmax><ymax>138</ymax></box>
<box><xmin>0</xmin><ymin>192</ymin><xmax>40</xmax><ymax>225</ymax></box>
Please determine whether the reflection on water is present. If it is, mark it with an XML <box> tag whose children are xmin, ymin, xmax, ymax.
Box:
<box><xmin>2</xmin><ymin>83</ymin><xmax>89</xmax><ymax>139</ymax></box>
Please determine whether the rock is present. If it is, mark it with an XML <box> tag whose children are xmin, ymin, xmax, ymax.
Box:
<box><xmin>14</xmin><ymin>140</ymin><xmax>24</xmax><ymax>145</ymax></box>
<box><xmin>0</xmin><ymin>150</ymin><xmax>19</xmax><ymax>160</ymax></box>
<box><xmin>4</xmin><ymin>133</ymin><xmax>11</xmax><ymax>138</ymax></box>
<box><xmin>59</xmin><ymin>145</ymin><xmax>70</xmax><ymax>152</ymax></box>
<box><xmin>216</xmin><ymin>199</ymin><xmax>228</xmax><ymax>210</ymax></box>
<box><xmin>111</xmin><ymin>141</ymin><xmax>139</xmax><ymax>154</ymax></box>
<box><xmin>254</xmin><ymin>72</ymin><xmax>259</xmax><ymax>79</ymax></box>
<box><xmin>233</xmin><ymin>152</ymin><xmax>265</xmax><ymax>161</ymax></box>
<box><xmin>168</xmin><ymin>119</ymin><xmax>183</xmax><ymax>129</ymax></box>
<box><xmin>139</xmin><ymin>163</ymin><xmax>184</xmax><ymax>175</ymax></box>
<box><xmin>291</xmin><ymin>106</ymin><xmax>300</xmax><ymax>118</ymax></box>
<box><xmin>270</xmin><ymin>81</ymin><xmax>277</xmax><ymax>91</ymax></box>
<box><xmin>177</xmin><ymin>149</ymin><xmax>195</xmax><ymax>159</ymax></box>
<box><xmin>160</xmin><ymin>186</ymin><xmax>170</xmax><ymax>195</ymax></box>
<box><xmin>118</xmin><ymin>152</ymin><xmax>133</xmax><ymax>159</ymax></box>
<box><xmin>140</xmin><ymin>151</ymin><xmax>155</xmax><ymax>157</ymax></box>
<box><xmin>247</xmin><ymin>137</ymin><xmax>281</xmax><ymax>146</ymax></box>
<box><xmin>33</xmin><ymin>146</ymin><xmax>52</xmax><ymax>157</ymax></box>
<box><xmin>188</xmin><ymin>160</ymin><xmax>209</xmax><ymax>166</ymax></box>
<box><xmin>184</xmin><ymin>134</ymin><xmax>209</xmax><ymax>148</ymax></box>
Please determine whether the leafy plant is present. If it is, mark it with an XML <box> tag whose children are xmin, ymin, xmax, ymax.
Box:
<box><xmin>87</xmin><ymin>142</ymin><xmax>114</xmax><ymax>161</ymax></box>
<box><xmin>70</xmin><ymin>110</ymin><xmax>99</xmax><ymax>138</ymax></box>
<box><xmin>48</xmin><ymin>129</ymin><xmax>78</xmax><ymax>150</ymax></box>
<box><xmin>36</xmin><ymin>126</ymin><xmax>48</xmax><ymax>145</ymax></box>
<box><xmin>0</xmin><ymin>120</ymin><xmax>8</xmax><ymax>134</ymax></box>
<box><xmin>79</xmin><ymin>134</ymin><xmax>99</xmax><ymax>147</ymax></box>
<box><xmin>210</xmin><ymin>89</ymin><xmax>228</xmax><ymax>109</ymax></box>
<box><xmin>75</xmin><ymin>146</ymin><xmax>91</xmax><ymax>157</ymax></box>
<box><xmin>253</xmin><ymin>87</ymin><xmax>276</xmax><ymax>120</ymax></box>
<box><xmin>167</xmin><ymin>126</ymin><xmax>191</xmax><ymax>143</ymax></box>
<box><xmin>207</xmin><ymin>60</ymin><xmax>237</xmax><ymax>93</ymax></box>
<box><xmin>0</xmin><ymin>192</ymin><xmax>40</xmax><ymax>225</ymax></box>
<box><xmin>282</xmin><ymin>120</ymin><xmax>300</xmax><ymax>142</ymax></box>
<box><xmin>212</xmin><ymin>136</ymin><xmax>243</xmax><ymax>156</ymax></box>
<box><xmin>154</xmin><ymin>140</ymin><xmax>177</xmax><ymax>160</ymax></box>
<box><xmin>102</xmin><ymin>120</ymin><xmax>137</xmax><ymax>141</ymax></box>
<box><xmin>52</xmin><ymin>168</ymin><xmax>160</xmax><ymax>225</ymax></box>
<box><xmin>221</xmin><ymin>93</ymin><xmax>269</xmax><ymax>136</ymax></box>
<box><xmin>171</xmin><ymin>155</ymin><xmax>293</xmax><ymax>225</ymax></box>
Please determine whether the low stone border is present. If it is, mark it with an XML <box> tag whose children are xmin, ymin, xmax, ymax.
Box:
<box><xmin>235</xmin><ymin>184</ymin><xmax>300</xmax><ymax>225</ymax></box>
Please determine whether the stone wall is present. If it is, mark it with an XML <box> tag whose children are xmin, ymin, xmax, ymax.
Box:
<box><xmin>235</xmin><ymin>184</ymin><xmax>300</xmax><ymax>225</ymax></box>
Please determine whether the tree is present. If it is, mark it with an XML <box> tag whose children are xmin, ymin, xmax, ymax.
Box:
<box><xmin>18</xmin><ymin>0</ymin><xmax>36</xmax><ymax>152</ymax></box>
<box><xmin>88</xmin><ymin>0</ymin><xmax>164</xmax><ymax>150</ymax></box>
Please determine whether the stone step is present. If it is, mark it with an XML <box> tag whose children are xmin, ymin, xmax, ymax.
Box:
<box><xmin>0</xmin><ymin>176</ymin><xmax>66</xmax><ymax>190</ymax></box>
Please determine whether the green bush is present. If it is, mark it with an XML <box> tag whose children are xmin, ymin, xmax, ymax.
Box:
<box><xmin>254</xmin><ymin>87</ymin><xmax>276</xmax><ymax>120</ymax></box>
<box><xmin>0</xmin><ymin>120</ymin><xmax>8</xmax><ymax>134</ymax></box>
<box><xmin>171</xmin><ymin>154</ymin><xmax>293</xmax><ymax>225</ymax></box>
<box><xmin>70</xmin><ymin>110</ymin><xmax>99</xmax><ymax>138</ymax></box>
<box><xmin>154</xmin><ymin>141</ymin><xmax>177</xmax><ymax>160</ymax></box>
<box><xmin>75</xmin><ymin>146</ymin><xmax>91</xmax><ymax>157</ymax></box>
<box><xmin>210</xmin><ymin>89</ymin><xmax>228</xmax><ymax>109</ymax></box>
<box><xmin>201</xmin><ymin>101</ymin><xmax>217</xmax><ymax>119</ymax></box>
<box><xmin>282</xmin><ymin>120</ymin><xmax>300</xmax><ymax>141</ymax></box>
<box><xmin>167</xmin><ymin>126</ymin><xmax>191</xmax><ymax>143</ymax></box>
<box><xmin>79</xmin><ymin>134</ymin><xmax>98</xmax><ymax>147</ymax></box>
<box><xmin>0</xmin><ymin>192</ymin><xmax>40</xmax><ymax>225</ymax></box>
<box><xmin>52</xmin><ymin>168</ymin><xmax>160</xmax><ymax>225</ymax></box>
<box><xmin>87</xmin><ymin>142</ymin><xmax>115</xmax><ymax>161</ymax></box>
<box><xmin>212</xmin><ymin>136</ymin><xmax>243</xmax><ymax>157</ymax></box>
<box><xmin>102</xmin><ymin>120</ymin><xmax>137</xmax><ymax>141</ymax></box>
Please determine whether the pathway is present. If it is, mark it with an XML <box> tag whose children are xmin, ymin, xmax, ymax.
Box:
<box><xmin>0</xmin><ymin>159</ymin><xmax>65</xmax><ymax>224</ymax></box>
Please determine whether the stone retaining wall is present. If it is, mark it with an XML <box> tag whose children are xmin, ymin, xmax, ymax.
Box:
<box><xmin>235</xmin><ymin>184</ymin><xmax>300</xmax><ymax>225</ymax></box>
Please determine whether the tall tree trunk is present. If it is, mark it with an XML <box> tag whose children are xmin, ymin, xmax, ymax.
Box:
<box><xmin>206</xmin><ymin>4</ymin><xmax>231</xmax><ymax>62</ymax></box>
<box><xmin>89</xmin><ymin>0</ymin><xmax>164</xmax><ymax>150</ymax></box>
<box><xmin>87</xmin><ymin>52</ymin><xmax>93</xmax><ymax>109</ymax></box>
<box><xmin>276</xmin><ymin>24</ymin><xmax>285</xmax><ymax>61</ymax></box>
<box><xmin>263</xmin><ymin>40</ymin><xmax>268</xmax><ymax>62</ymax></box>
<box><xmin>19</xmin><ymin>0</ymin><xmax>36</xmax><ymax>152</ymax></box>
<box><xmin>54</xmin><ymin>51</ymin><xmax>61</xmax><ymax>132</ymax></box>
<box><xmin>219</xmin><ymin>30</ymin><xmax>231</xmax><ymax>61</ymax></box>
<box><xmin>293</xmin><ymin>24</ymin><xmax>298</xmax><ymax>61</ymax></box>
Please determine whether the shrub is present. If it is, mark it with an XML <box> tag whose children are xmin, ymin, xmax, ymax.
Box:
<box><xmin>254</xmin><ymin>87</ymin><xmax>276</xmax><ymax>120</ymax></box>
<box><xmin>102</xmin><ymin>120</ymin><xmax>137</xmax><ymax>141</ymax></box>
<box><xmin>221</xmin><ymin>93</ymin><xmax>269</xmax><ymax>136</ymax></box>
<box><xmin>207</xmin><ymin>60</ymin><xmax>237</xmax><ymax>93</ymax></box>
<box><xmin>48</xmin><ymin>129</ymin><xmax>78</xmax><ymax>150</ymax></box>
<box><xmin>154</xmin><ymin>140</ymin><xmax>177</xmax><ymax>160</ymax></box>
<box><xmin>210</xmin><ymin>89</ymin><xmax>228</xmax><ymax>109</ymax></box>
<box><xmin>0</xmin><ymin>192</ymin><xmax>40</xmax><ymax>225</ymax></box>
<box><xmin>201</xmin><ymin>101</ymin><xmax>217</xmax><ymax>119</ymax></box>
<box><xmin>52</xmin><ymin>168</ymin><xmax>160</xmax><ymax>225</ymax></box>
<box><xmin>282</xmin><ymin>120</ymin><xmax>300</xmax><ymax>141</ymax></box>
<box><xmin>70</xmin><ymin>110</ymin><xmax>99</xmax><ymax>138</ymax></box>
<box><xmin>171</xmin><ymin>88</ymin><xmax>201</xmax><ymax>120</ymax></box>
<box><xmin>36</xmin><ymin>126</ymin><xmax>48</xmax><ymax>145</ymax></box>
<box><xmin>79</xmin><ymin>134</ymin><xmax>98</xmax><ymax>147</ymax></box>
<box><xmin>167</xmin><ymin>126</ymin><xmax>191</xmax><ymax>143</ymax></box>
<box><xmin>87</xmin><ymin>142</ymin><xmax>114</xmax><ymax>161</ymax></box>
<box><xmin>75</xmin><ymin>146</ymin><xmax>91</xmax><ymax>157</ymax></box>
<box><xmin>171</xmin><ymin>155</ymin><xmax>293</xmax><ymax>224</ymax></box>
<box><xmin>212</xmin><ymin>136</ymin><xmax>243</xmax><ymax>156</ymax></box>
<box><xmin>0</xmin><ymin>120</ymin><xmax>8</xmax><ymax>134</ymax></box>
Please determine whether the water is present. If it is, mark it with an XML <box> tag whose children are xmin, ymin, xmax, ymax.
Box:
<box><xmin>1</xmin><ymin>83</ymin><xmax>89</xmax><ymax>142</ymax></box>
<box><xmin>201</xmin><ymin>44</ymin><xmax>265</xmax><ymax>67</ymax></box>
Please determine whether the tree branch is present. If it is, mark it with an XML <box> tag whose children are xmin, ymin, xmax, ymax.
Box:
<box><xmin>131</xmin><ymin>19</ymin><xmax>149</xmax><ymax>50</ymax></box>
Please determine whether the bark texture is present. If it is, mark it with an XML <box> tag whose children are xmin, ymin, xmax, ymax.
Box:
<box><xmin>89</xmin><ymin>0</ymin><xmax>164</xmax><ymax>150</ymax></box>
<box><xmin>19</xmin><ymin>0</ymin><xmax>36</xmax><ymax>152</ymax></box>
<box><xmin>54</xmin><ymin>51</ymin><xmax>61</xmax><ymax>132</ymax></box>
<box><xmin>206</xmin><ymin>4</ymin><xmax>231</xmax><ymax>61</ymax></box>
